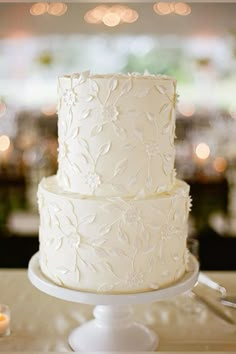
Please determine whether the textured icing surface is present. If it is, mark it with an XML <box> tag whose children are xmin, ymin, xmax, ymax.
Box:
<box><xmin>38</xmin><ymin>176</ymin><xmax>191</xmax><ymax>294</ymax></box>
<box><xmin>57</xmin><ymin>72</ymin><xmax>177</xmax><ymax>197</ymax></box>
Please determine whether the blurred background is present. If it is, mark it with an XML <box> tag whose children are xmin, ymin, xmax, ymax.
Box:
<box><xmin>0</xmin><ymin>2</ymin><xmax>236</xmax><ymax>269</ymax></box>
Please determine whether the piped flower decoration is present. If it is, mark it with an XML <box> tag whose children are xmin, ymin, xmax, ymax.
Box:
<box><xmin>145</xmin><ymin>142</ymin><xmax>160</xmax><ymax>158</ymax></box>
<box><xmin>123</xmin><ymin>207</ymin><xmax>141</xmax><ymax>224</ymax></box>
<box><xmin>103</xmin><ymin>105</ymin><xmax>119</xmax><ymax>123</ymax></box>
<box><xmin>126</xmin><ymin>272</ymin><xmax>144</xmax><ymax>287</ymax></box>
<box><xmin>63</xmin><ymin>89</ymin><xmax>77</xmax><ymax>107</ymax></box>
<box><xmin>84</xmin><ymin>172</ymin><xmax>101</xmax><ymax>192</ymax></box>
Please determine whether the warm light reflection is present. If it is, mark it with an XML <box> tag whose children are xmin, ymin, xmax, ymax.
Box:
<box><xmin>41</xmin><ymin>105</ymin><xmax>56</xmax><ymax>117</ymax></box>
<box><xmin>30</xmin><ymin>2</ymin><xmax>48</xmax><ymax>16</ymax></box>
<box><xmin>48</xmin><ymin>3</ymin><xmax>67</xmax><ymax>16</ymax></box>
<box><xmin>122</xmin><ymin>8</ymin><xmax>139</xmax><ymax>23</ymax></box>
<box><xmin>153</xmin><ymin>2</ymin><xmax>172</xmax><ymax>15</ymax></box>
<box><xmin>84</xmin><ymin>5</ymin><xmax>138</xmax><ymax>26</ymax></box>
<box><xmin>0</xmin><ymin>101</ymin><xmax>7</xmax><ymax>118</ymax></box>
<box><xmin>174</xmin><ymin>2</ymin><xmax>191</xmax><ymax>15</ymax></box>
<box><xmin>178</xmin><ymin>102</ymin><xmax>195</xmax><ymax>117</ymax></box>
<box><xmin>0</xmin><ymin>135</ymin><xmax>10</xmax><ymax>152</ymax></box>
<box><xmin>195</xmin><ymin>143</ymin><xmax>210</xmax><ymax>160</ymax></box>
<box><xmin>103</xmin><ymin>12</ymin><xmax>120</xmax><ymax>27</ymax></box>
<box><xmin>213</xmin><ymin>157</ymin><xmax>227</xmax><ymax>173</ymax></box>
<box><xmin>153</xmin><ymin>2</ymin><xmax>191</xmax><ymax>16</ymax></box>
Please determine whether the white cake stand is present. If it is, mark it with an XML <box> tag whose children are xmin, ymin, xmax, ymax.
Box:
<box><xmin>28</xmin><ymin>252</ymin><xmax>199</xmax><ymax>352</ymax></box>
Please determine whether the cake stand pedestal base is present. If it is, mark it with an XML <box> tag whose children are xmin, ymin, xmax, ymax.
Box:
<box><xmin>28</xmin><ymin>253</ymin><xmax>199</xmax><ymax>352</ymax></box>
<box><xmin>69</xmin><ymin>305</ymin><xmax>157</xmax><ymax>351</ymax></box>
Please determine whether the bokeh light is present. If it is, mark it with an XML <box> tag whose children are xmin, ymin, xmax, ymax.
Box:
<box><xmin>153</xmin><ymin>2</ymin><xmax>173</xmax><ymax>15</ymax></box>
<box><xmin>153</xmin><ymin>2</ymin><xmax>191</xmax><ymax>16</ymax></box>
<box><xmin>30</xmin><ymin>3</ymin><xmax>48</xmax><ymax>16</ymax></box>
<box><xmin>103</xmin><ymin>12</ymin><xmax>120</xmax><ymax>27</ymax></box>
<box><xmin>121</xmin><ymin>8</ymin><xmax>139</xmax><ymax>23</ymax></box>
<box><xmin>178</xmin><ymin>102</ymin><xmax>196</xmax><ymax>117</ymax></box>
<box><xmin>47</xmin><ymin>3</ymin><xmax>67</xmax><ymax>16</ymax></box>
<box><xmin>0</xmin><ymin>101</ymin><xmax>7</xmax><ymax>118</ymax></box>
<box><xmin>41</xmin><ymin>105</ymin><xmax>56</xmax><ymax>117</ymax></box>
<box><xmin>174</xmin><ymin>2</ymin><xmax>191</xmax><ymax>15</ymax></box>
<box><xmin>195</xmin><ymin>143</ymin><xmax>210</xmax><ymax>160</ymax></box>
<box><xmin>0</xmin><ymin>135</ymin><xmax>10</xmax><ymax>152</ymax></box>
<box><xmin>213</xmin><ymin>157</ymin><xmax>227</xmax><ymax>173</ymax></box>
<box><xmin>84</xmin><ymin>5</ymin><xmax>138</xmax><ymax>26</ymax></box>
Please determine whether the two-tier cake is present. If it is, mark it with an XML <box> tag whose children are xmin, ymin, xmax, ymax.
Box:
<box><xmin>38</xmin><ymin>72</ymin><xmax>191</xmax><ymax>294</ymax></box>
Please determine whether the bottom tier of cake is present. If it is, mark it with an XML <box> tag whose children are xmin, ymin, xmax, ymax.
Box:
<box><xmin>38</xmin><ymin>176</ymin><xmax>191</xmax><ymax>294</ymax></box>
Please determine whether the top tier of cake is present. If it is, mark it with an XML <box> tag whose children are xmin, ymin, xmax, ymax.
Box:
<box><xmin>57</xmin><ymin>72</ymin><xmax>177</xmax><ymax>197</ymax></box>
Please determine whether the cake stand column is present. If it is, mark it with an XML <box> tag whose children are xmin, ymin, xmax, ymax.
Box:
<box><xmin>68</xmin><ymin>304</ymin><xmax>158</xmax><ymax>351</ymax></box>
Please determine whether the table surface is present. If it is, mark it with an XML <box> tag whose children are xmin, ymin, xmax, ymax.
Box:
<box><xmin>0</xmin><ymin>269</ymin><xmax>236</xmax><ymax>352</ymax></box>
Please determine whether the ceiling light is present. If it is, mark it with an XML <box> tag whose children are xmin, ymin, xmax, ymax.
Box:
<box><xmin>47</xmin><ymin>3</ymin><xmax>67</xmax><ymax>16</ymax></box>
<box><xmin>174</xmin><ymin>2</ymin><xmax>191</xmax><ymax>15</ymax></box>
<box><xmin>30</xmin><ymin>2</ymin><xmax>48</xmax><ymax>16</ymax></box>
<box><xmin>153</xmin><ymin>3</ymin><xmax>173</xmax><ymax>15</ymax></box>
<box><xmin>195</xmin><ymin>143</ymin><xmax>210</xmax><ymax>160</ymax></box>
<box><xmin>84</xmin><ymin>5</ymin><xmax>138</xmax><ymax>26</ymax></box>
<box><xmin>102</xmin><ymin>12</ymin><xmax>120</xmax><ymax>27</ymax></box>
<box><xmin>121</xmin><ymin>8</ymin><xmax>139</xmax><ymax>23</ymax></box>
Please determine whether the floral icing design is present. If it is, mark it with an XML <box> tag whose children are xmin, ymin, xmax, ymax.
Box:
<box><xmin>84</xmin><ymin>172</ymin><xmax>101</xmax><ymax>192</ymax></box>
<box><xmin>63</xmin><ymin>88</ymin><xmax>77</xmax><ymax>107</ymax></box>
<box><xmin>57</xmin><ymin>71</ymin><xmax>176</xmax><ymax>196</ymax></box>
<box><xmin>39</xmin><ymin>176</ymin><xmax>189</xmax><ymax>292</ymax></box>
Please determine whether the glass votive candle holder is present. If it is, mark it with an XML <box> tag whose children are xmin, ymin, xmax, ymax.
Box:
<box><xmin>0</xmin><ymin>304</ymin><xmax>10</xmax><ymax>336</ymax></box>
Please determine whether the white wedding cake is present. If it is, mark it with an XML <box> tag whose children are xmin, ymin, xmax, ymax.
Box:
<box><xmin>38</xmin><ymin>72</ymin><xmax>191</xmax><ymax>293</ymax></box>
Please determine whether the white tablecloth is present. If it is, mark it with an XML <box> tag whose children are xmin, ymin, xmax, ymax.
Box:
<box><xmin>0</xmin><ymin>270</ymin><xmax>236</xmax><ymax>352</ymax></box>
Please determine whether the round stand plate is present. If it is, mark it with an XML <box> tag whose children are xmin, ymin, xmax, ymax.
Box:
<box><xmin>28</xmin><ymin>253</ymin><xmax>199</xmax><ymax>351</ymax></box>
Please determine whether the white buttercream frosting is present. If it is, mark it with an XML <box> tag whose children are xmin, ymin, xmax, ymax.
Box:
<box><xmin>38</xmin><ymin>176</ymin><xmax>190</xmax><ymax>293</ymax></box>
<box><xmin>38</xmin><ymin>71</ymin><xmax>191</xmax><ymax>294</ymax></box>
<box><xmin>57</xmin><ymin>71</ymin><xmax>177</xmax><ymax>197</ymax></box>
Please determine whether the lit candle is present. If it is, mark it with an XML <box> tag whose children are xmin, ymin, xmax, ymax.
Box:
<box><xmin>0</xmin><ymin>305</ymin><xmax>10</xmax><ymax>336</ymax></box>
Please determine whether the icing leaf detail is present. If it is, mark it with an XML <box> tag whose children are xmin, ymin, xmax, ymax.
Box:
<box><xmin>63</xmin><ymin>173</ymin><xmax>70</xmax><ymax>189</ymax></box>
<box><xmin>90</xmin><ymin>79</ymin><xmax>99</xmax><ymax>95</ymax></box>
<box><xmin>147</xmin><ymin>113</ymin><xmax>155</xmax><ymax>122</ymax></box>
<box><xmin>91</xmin><ymin>239</ymin><xmax>107</xmax><ymax>247</ymax></box>
<box><xmin>79</xmin><ymin>138</ymin><xmax>89</xmax><ymax>150</ymax></box>
<box><xmin>114</xmin><ymin>126</ymin><xmax>127</xmax><ymax>140</ymax></box>
<box><xmin>160</xmin><ymin>103</ymin><xmax>169</xmax><ymax>114</ymax></box>
<box><xmin>84</xmin><ymin>262</ymin><xmax>97</xmax><ymax>273</ymax></box>
<box><xmin>95</xmin><ymin>248</ymin><xmax>108</xmax><ymax>258</ymax></box>
<box><xmin>108</xmin><ymin>78</ymin><xmax>118</xmax><ymax>91</ymax></box>
<box><xmin>81</xmin><ymin>109</ymin><xmax>91</xmax><ymax>120</ymax></box>
<box><xmin>71</xmin><ymin>127</ymin><xmax>80</xmax><ymax>140</ymax></box>
<box><xmin>91</xmin><ymin>124</ymin><xmax>103</xmax><ymax>136</ymax></box>
<box><xmin>113</xmin><ymin>158</ymin><xmax>128</xmax><ymax>177</ymax></box>
<box><xmin>118</xmin><ymin>226</ymin><xmax>129</xmax><ymax>244</ymax></box>
<box><xmin>128</xmin><ymin>175</ymin><xmax>137</xmax><ymax>187</ymax></box>
<box><xmin>86</xmin><ymin>95</ymin><xmax>94</xmax><ymax>102</ymax></box>
<box><xmin>99</xmin><ymin>142</ymin><xmax>111</xmax><ymax>156</ymax></box>
<box><xmin>80</xmin><ymin>154</ymin><xmax>88</xmax><ymax>164</ymax></box>
<box><xmin>79</xmin><ymin>214</ymin><xmax>96</xmax><ymax>225</ymax></box>
<box><xmin>155</xmin><ymin>85</ymin><xmax>166</xmax><ymax>95</ymax></box>
<box><xmin>99</xmin><ymin>225</ymin><xmax>112</xmax><ymax>236</ymax></box>
<box><xmin>120</xmin><ymin>79</ymin><xmax>132</xmax><ymax>95</ymax></box>
<box><xmin>78</xmin><ymin>70</ymin><xmax>90</xmax><ymax>84</ymax></box>
<box><xmin>57</xmin><ymin>267</ymin><xmax>69</xmax><ymax>275</ymax></box>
